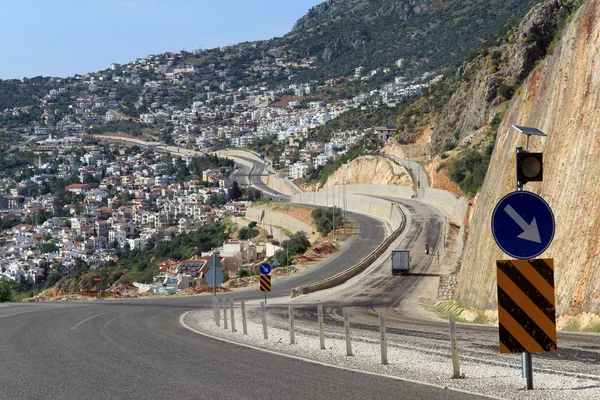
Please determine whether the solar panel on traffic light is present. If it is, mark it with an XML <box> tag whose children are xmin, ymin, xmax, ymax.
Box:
<box><xmin>517</xmin><ymin>152</ymin><xmax>543</xmax><ymax>185</ymax></box>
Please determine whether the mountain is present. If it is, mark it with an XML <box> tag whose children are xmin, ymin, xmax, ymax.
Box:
<box><xmin>383</xmin><ymin>0</ymin><xmax>579</xmax><ymax>197</ymax></box>
<box><xmin>281</xmin><ymin>0</ymin><xmax>542</xmax><ymax>81</ymax></box>
<box><xmin>454</xmin><ymin>0</ymin><xmax>597</xmax><ymax>317</ymax></box>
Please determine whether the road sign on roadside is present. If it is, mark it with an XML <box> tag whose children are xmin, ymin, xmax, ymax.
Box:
<box><xmin>260</xmin><ymin>275</ymin><xmax>271</xmax><ymax>292</ymax></box>
<box><xmin>491</xmin><ymin>191</ymin><xmax>555</xmax><ymax>259</ymax></box>
<box><xmin>260</xmin><ymin>263</ymin><xmax>272</xmax><ymax>275</ymax></box>
<box><xmin>93</xmin><ymin>276</ymin><xmax>101</xmax><ymax>284</ymax></box>
<box><xmin>272</xmin><ymin>258</ymin><xmax>280</xmax><ymax>267</ymax></box>
<box><xmin>206</xmin><ymin>254</ymin><xmax>224</xmax><ymax>287</ymax></box>
<box><xmin>496</xmin><ymin>259</ymin><xmax>556</xmax><ymax>354</ymax></box>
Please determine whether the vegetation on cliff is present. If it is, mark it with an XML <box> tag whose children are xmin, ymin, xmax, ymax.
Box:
<box><xmin>392</xmin><ymin>0</ymin><xmax>583</xmax><ymax>196</ymax></box>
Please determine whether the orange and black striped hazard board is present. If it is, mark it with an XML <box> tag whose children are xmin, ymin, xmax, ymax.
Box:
<box><xmin>497</xmin><ymin>259</ymin><xmax>556</xmax><ymax>354</ymax></box>
<box><xmin>260</xmin><ymin>274</ymin><xmax>271</xmax><ymax>292</ymax></box>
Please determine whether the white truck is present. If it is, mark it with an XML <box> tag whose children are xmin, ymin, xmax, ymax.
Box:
<box><xmin>391</xmin><ymin>250</ymin><xmax>410</xmax><ymax>275</ymax></box>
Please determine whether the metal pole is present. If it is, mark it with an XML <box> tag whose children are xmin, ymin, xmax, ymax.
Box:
<box><xmin>230</xmin><ymin>299</ymin><xmax>236</xmax><ymax>333</ymax></box>
<box><xmin>525</xmin><ymin>352</ymin><xmax>533</xmax><ymax>390</ymax></box>
<box><xmin>223</xmin><ymin>298</ymin><xmax>228</xmax><ymax>329</ymax></box>
<box><xmin>261</xmin><ymin>301</ymin><xmax>268</xmax><ymax>340</ymax></box>
<box><xmin>264</xmin><ymin>290</ymin><xmax>267</xmax><ymax>305</ymax></box>
<box><xmin>515</xmin><ymin>146</ymin><xmax>530</xmax><ymax>386</ymax></box>
<box><xmin>318</xmin><ymin>305</ymin><xmax>325</xmax><ymax>349</ymax></box>
<box><xmin>241</xmin><ymin>301</ymin><xmax>248</xmax><ymax>335</ymax></box>
<box><xmin>289</xmin><ymin>305</ymin><xmax>295</xmax><ymax>345</ymax></box>
<box><xmin>449</xmin><ymin>315</ymin><xmax>461</xmax><ymax>378</ymax></box>
<box><xmin>379</xmin><ymin>312</ymin><xmax>388</xmax><ymax>365</ymax></box>
<box><xmin>343</xmin><ymin>308</ymin><xmax>353</xmax><ymax>356</ymax></box>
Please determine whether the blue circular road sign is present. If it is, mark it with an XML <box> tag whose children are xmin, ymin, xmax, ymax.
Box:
<box><xmin>259</xmin><ymin>263</ymin><xmax>272</xmax><ymax>275</ymax></box>
<box><xmin>491</xmin><ymin>191</ymin><xmax>555</xmax><ymax>259</ymax></box>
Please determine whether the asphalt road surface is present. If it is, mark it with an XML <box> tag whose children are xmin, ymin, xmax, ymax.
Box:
<box><xmin>0</xmin><ymin>301</ymin><xmax>489</xmax><ymax>400</ymax></box>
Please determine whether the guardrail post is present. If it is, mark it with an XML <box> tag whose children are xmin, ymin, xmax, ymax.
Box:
<box><xmin>289</xmin><ymin>305</ymin><xmax>295</xmax><ymax>345</ymax></box>
<box><xmin>343</xmin><ymin>308</ymin><xmax>353</xmax><ymax>356</ymax></box>
<box><xmin>241</xmin><ymin>301</ymin><xmax>248</xmax><ymax>335</ymax></box>
<box><xmin>230</xmin><ymin>299</ymin><xmax>236</xmax><ymax>333</ymax></box>
<box><xmin>379</xmin><ymin>312</ymin><xmax>388</xmax><ymax>364</ymax></box>
<box><xmin>318</xmin><ymin>305</ymin><xmax>325</xmax><ymax>349</ymax></box>
<box><xmin>449</xmin><ymin>315</ymin><xmax>461</xmax><ymax>378</ymax></box>
<box><xmin>223</xmin><ymin>298</ymin><xmax>228</xmax><ymax>330</ymax></box>
<box><xmin>261</xmin><ymin>301</ymin><xmax>268</xmax><ymax>340</ymax></box>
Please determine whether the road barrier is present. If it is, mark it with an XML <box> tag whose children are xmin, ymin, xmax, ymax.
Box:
<box><xmin>318</xmin><ymin>305</ymin><xmax>325</xmax><ymax>350</ymax></box>
<box><xmin>223</xmin><ymin>298</ymin><xmax>228</xmax><ymax>330</ymax></box>
<box><xmin>241</xmin><ymin>301</ymin><xmax>248</xmax><ymax>335</ymax></box>
<box><xmin>290</xmin><ymin>204</ymin><xmax>406</xmax><ymax>298</ymax></box>
<box><xmin>261</xmin><ymin>302</ymin><xmax>268</xmax><ymax>340</ymax></box>
<box><xmin>213</xmin><ymin>297</ymin><xmax>220</xmax><ymax>327</ymax></box>
<box><xmin>449</xmin><ymin>315</ymin><xmax>462</xmax><ymax>378</ymax></box>
<box><xmin>380</xmin><ymin>312</ymin><xmax>388</xmax><ymax>365</ymax></box>
<box><xmin>344</xmin><ymin>308</ymin><xmax>353</xmax><ymax>356</ymax></box>
<box><xmin>230</xmin><ymin>299</ymin><xmax>237</xmax><ymax>333</ymax></box>
<box><xmin>289</xmin><ymin>306</ymin><xmax>295</xmax><ymax>345</ymax></box>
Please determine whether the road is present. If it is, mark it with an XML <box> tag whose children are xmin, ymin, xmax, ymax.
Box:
<box><xmin>0</xmin><ymin>301</ymin><xmax>486</xmax><ymax>400</ymax></box>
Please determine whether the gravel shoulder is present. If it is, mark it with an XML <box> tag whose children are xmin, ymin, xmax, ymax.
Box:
<box><xmin>183</xmin><ymin>306</ymin><xmax>600</xmax><ymax>400</ymax></box>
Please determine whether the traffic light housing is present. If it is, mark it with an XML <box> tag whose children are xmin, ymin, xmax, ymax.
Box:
<box><xmin>516</xmin><ymin>151</ymin><xmax>543</xmax><ymax>185</ymax></box>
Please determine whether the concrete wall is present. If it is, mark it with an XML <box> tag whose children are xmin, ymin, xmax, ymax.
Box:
<box><xmin>245</xmin><ymin>207</ymin><xmax>312</xmax><ymax>238</ymax></box>
<box><xmin>262</xmin><ymin>175</ymin><xmax>296</xmax><ymax>196</ymax></box>
<box><xmin>417</xmin><ymin>188</ymin><xmax>469</xmax><ymax>225</ymax></box>
<box><xmin>293</xmin><ymin>184</ymin><xmax>469</xmax><ymax>227</ymax></box>
<box><xmin>244</xmin><ymin>208</ymin><xmax>264</xmax><ymax>223</ymax></box>
<box><xmin>260</xmin><ymin>210</ymin><xmax>314</xmax><ymax>237</ymax></box>
<box><xmin>292</xmin><ymin>185</ymin><xmax>413</xmax><ymax>232</ymax></box>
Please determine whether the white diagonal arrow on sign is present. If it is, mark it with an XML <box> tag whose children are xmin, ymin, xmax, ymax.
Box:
<box><xmin>504</xmin><ymin>204</ymin><xmax>541</xmax><ymax>243</ymax></box>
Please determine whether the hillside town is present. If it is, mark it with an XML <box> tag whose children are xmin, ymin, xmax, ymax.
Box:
<box><xmin>0</xmin><ymin>45</ymin><xmax>442</xmax><ymax>296</ymax></box>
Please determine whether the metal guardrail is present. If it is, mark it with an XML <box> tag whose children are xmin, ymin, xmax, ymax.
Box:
<box><xmin>290</xmin><ymin>204</ymin><xmax>407</xmax><ymax>298</ymax></box>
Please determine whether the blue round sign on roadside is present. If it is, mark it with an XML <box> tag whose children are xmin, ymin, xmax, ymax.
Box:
<box><xmin>260</xmin><ymin>263</ymin><xmax>272</xmax><ymax>275</ymax></box>
<box><xmin>491</xmin><ymin>191</ymin><xmax>555</xmax><ymax>259</ymax></box>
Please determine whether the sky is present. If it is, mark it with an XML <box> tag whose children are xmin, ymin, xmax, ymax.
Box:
<box><xmin>0</xmin><ymin>0</ymin><xmax>323</xmax><ymax>79</ymax></box>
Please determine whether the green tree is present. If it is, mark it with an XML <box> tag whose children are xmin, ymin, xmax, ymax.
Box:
<box><xmin>0</xmin><ymin>279</ymin><xmax>13</xmax><ymax>302</ymax></box>
<box><xmin>311</xmin><ymin>207</ymin><xmax>344</xmax><ymax>236</ymax></box>
<box><xmin>39</xmin><ymin>243</ymin><xmax>59</xmax><ymax>254</ymax></box>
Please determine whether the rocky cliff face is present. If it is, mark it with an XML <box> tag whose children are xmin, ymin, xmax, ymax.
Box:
<box><xmin>456</xmin><ymin>0</ymin><xmax>600</xmax><ymax>316</ymax></box>
<box><xmin>429</xmin><ymin>0</ymin><xmax>576</xmax><ymax>157</ymax></box>
<box><xmin>324</xmin><ymin>156</ymin><xmax>411</xmax><ymax>187</ymax></box>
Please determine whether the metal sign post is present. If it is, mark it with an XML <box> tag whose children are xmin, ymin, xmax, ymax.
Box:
<box><xmin>491</xmin><ymin>125</ymin><xmax>552</xmax><ymax>391</ymax></box>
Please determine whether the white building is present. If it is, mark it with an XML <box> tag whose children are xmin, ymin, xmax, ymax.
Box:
<box><xmin>289</xmin><ymin>162</ymin><xmax>310</xmax><ymax>179</ymax></box>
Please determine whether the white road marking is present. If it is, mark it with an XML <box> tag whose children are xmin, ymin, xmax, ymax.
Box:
<box><xmin>71</xmin><ymin>311</ymin><xmax>115</xmax><ymax>330</ymax></box>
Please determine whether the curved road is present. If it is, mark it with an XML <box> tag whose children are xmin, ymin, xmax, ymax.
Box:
<box><xmin>0</xmin><ymin>149</ymin><xmax>490</xmax><ymax>398</ymax></box>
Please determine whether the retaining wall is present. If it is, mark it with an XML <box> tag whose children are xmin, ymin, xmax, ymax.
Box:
<box><xmin>245</xmin><ymin>207</ymin><xmax>312</xmax><ymax>238</ymax></box>
<box><xmin>417</xmin><ymin>188</ymin><xmax>469</xmax><ymax>225</ymax></box>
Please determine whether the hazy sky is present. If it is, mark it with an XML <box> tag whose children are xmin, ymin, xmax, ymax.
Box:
<box><xmin>0</xmin><ymin>0</ymin><xmax>323</xmax><ymax>79</ymax></box>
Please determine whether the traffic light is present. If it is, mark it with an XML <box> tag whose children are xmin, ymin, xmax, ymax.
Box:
<box><xmin>516</xmin><ymin>151</ymin><xmax>543</xmax><ymax>185</ymax></box>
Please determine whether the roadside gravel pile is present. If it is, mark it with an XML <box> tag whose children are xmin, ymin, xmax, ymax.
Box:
<box><xmin>184</xmin><ymin>306</ymin><xmax>600</xmax><ymax>400</ymax></box>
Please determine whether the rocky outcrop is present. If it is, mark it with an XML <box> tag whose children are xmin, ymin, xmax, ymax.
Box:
<box><xmin>429</xmin><ymin>0</ymin><xmax>578</xmax><ymax>157</ymax></box>
<box><xmin>456</xmin><ymin>0</ymin><xmax>600</xmax><ymax>316</ymax></box>
<box><xmin>324</xmin><ymin>156</ymin><xmax>412</xmax><ymax>187</ymax></box>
